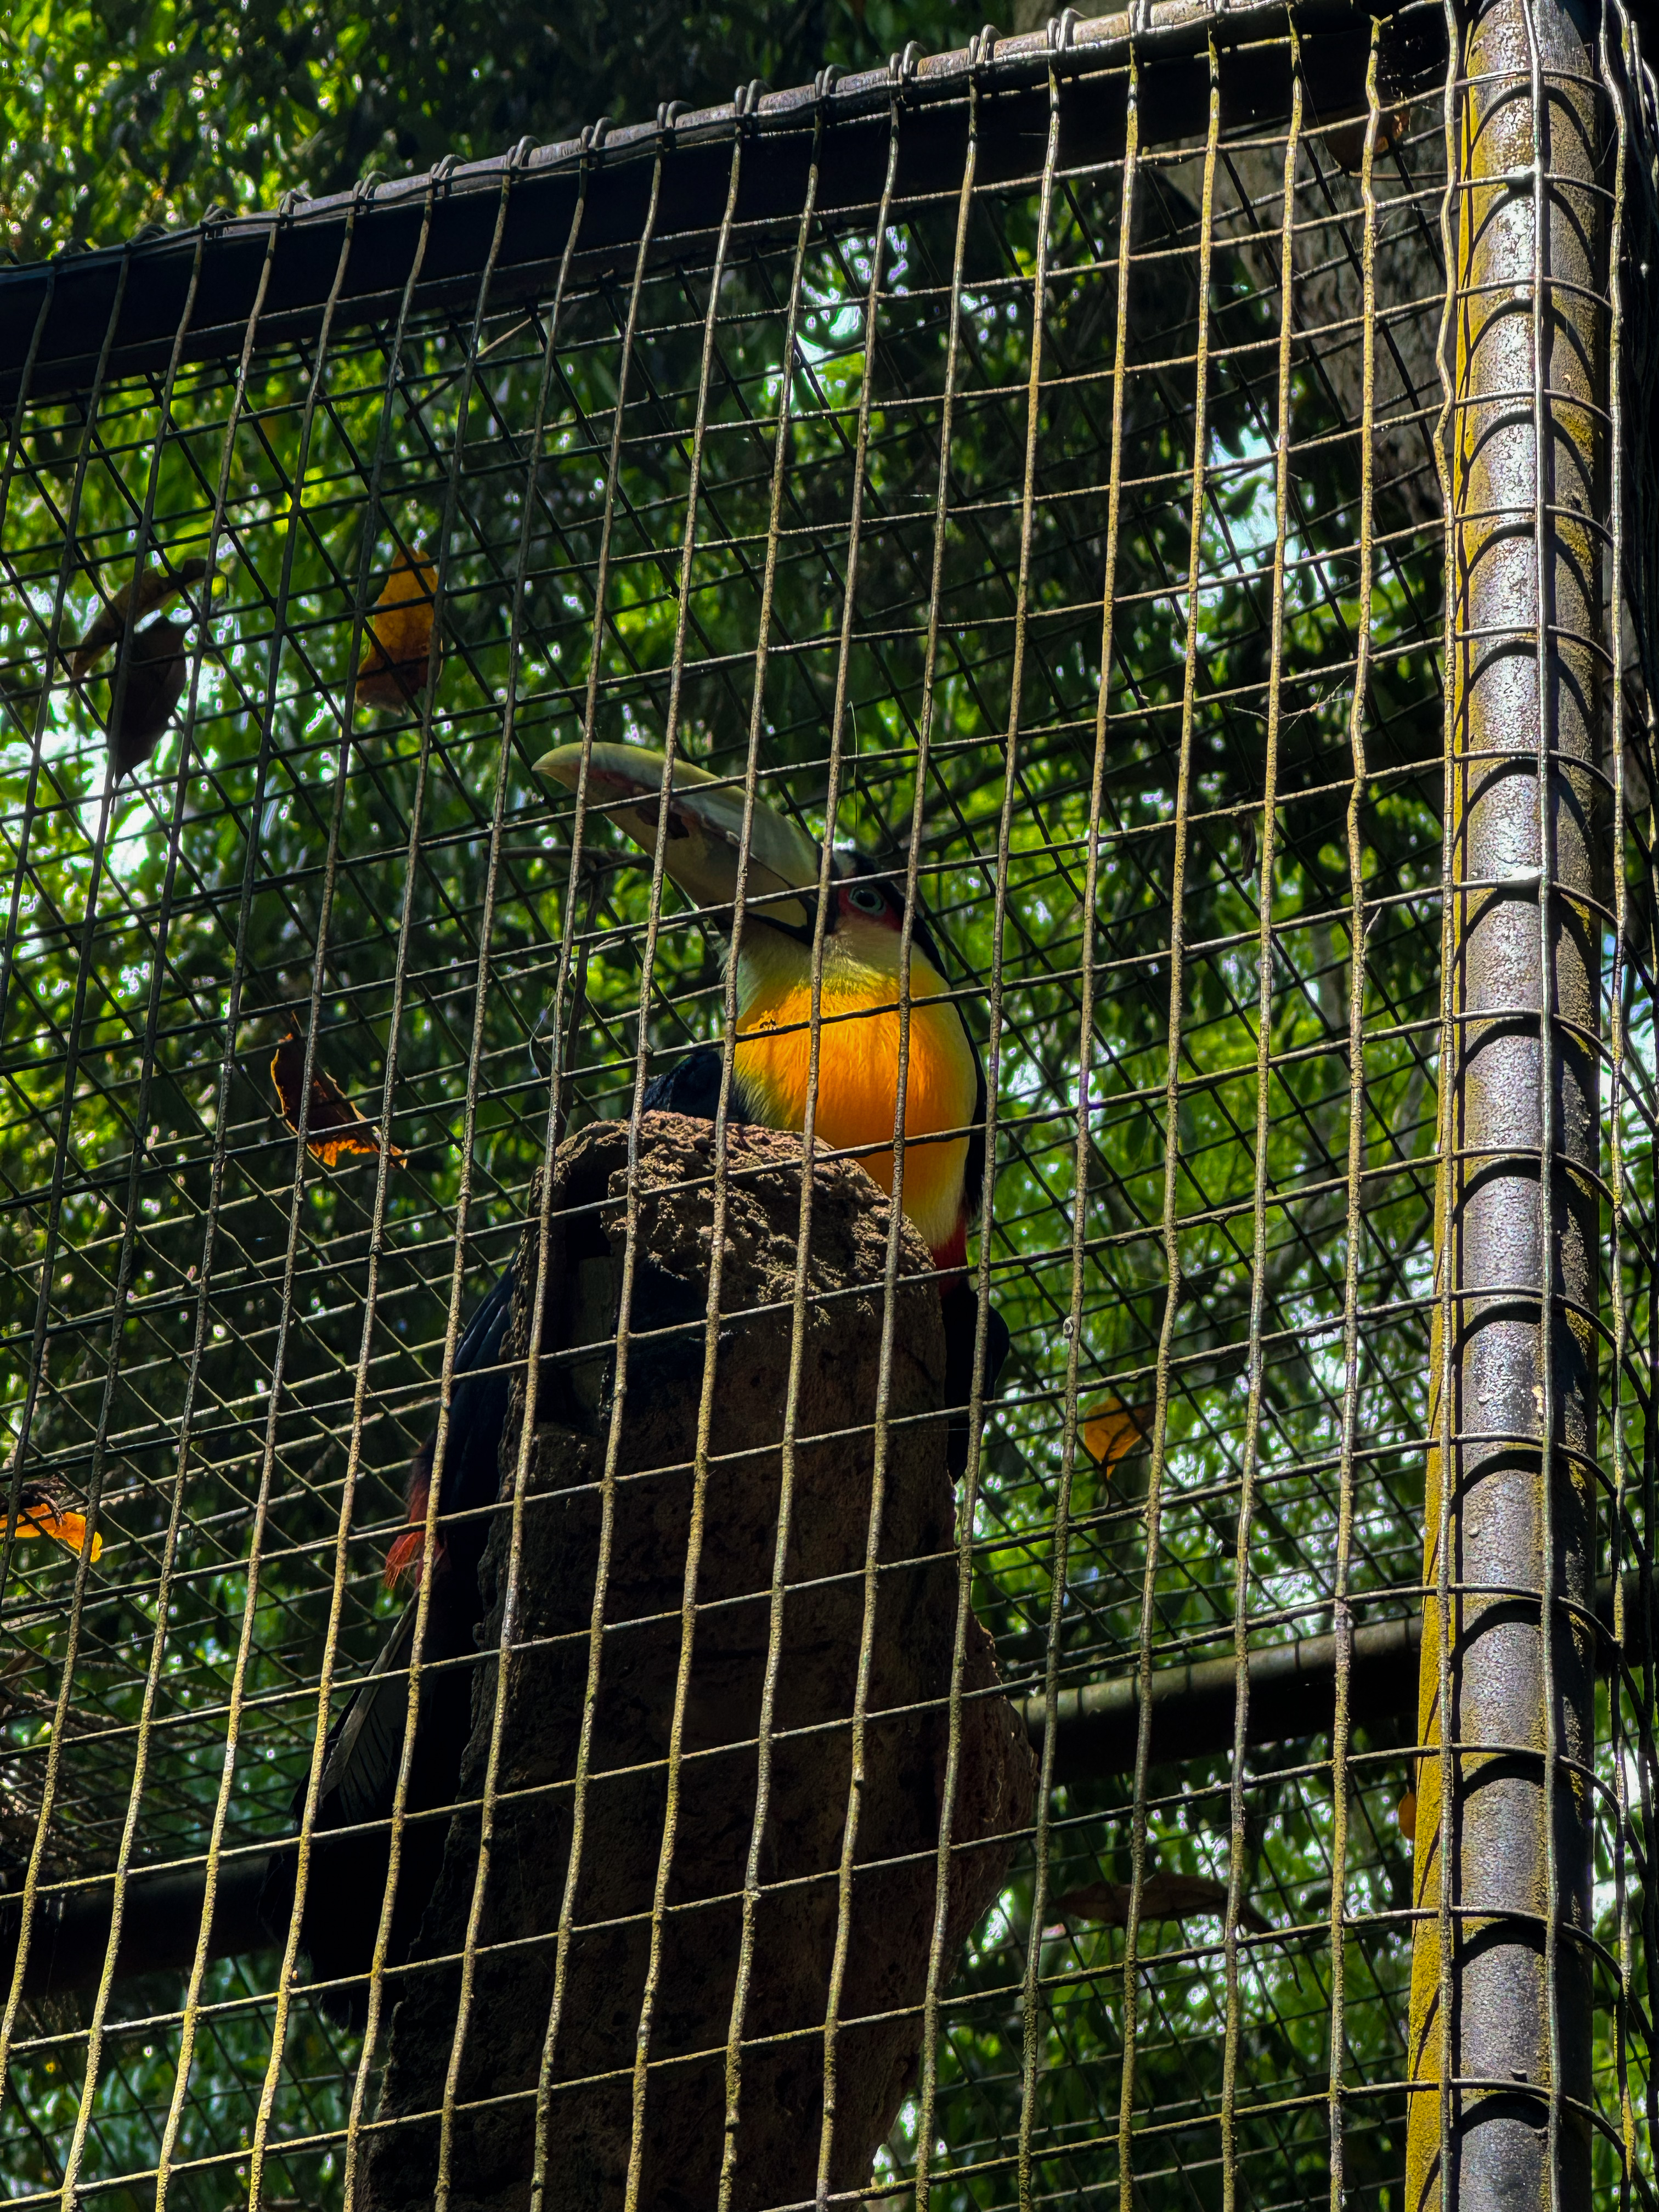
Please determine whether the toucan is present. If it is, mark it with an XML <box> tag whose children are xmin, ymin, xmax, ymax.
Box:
<box><xmin>540</xmin><ymin>742</ymin><xmax>1007</xmax><ymax>1421</ymax></box>
<box><xmin>260</xmin><ymin>744</ymin><xmax>1007</xmax><ymax>2015</ymax></box>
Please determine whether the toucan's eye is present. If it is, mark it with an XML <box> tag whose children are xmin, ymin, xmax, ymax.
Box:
<box><xmin>846</xmin><ymin>883</ymin><xmax>887</xmax><ymax>917</ymax></box>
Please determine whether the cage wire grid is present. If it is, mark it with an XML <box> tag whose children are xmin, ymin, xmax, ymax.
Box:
<box><xmin>0</xmin><ymin>0</ymin><xmax>1654</xmax><ymax>2204</ymax></box>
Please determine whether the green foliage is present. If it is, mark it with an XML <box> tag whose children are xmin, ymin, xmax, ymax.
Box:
<box><xmin>0</xmin><ymin>122</ymin><xmax>1466</xmax><ymax>2203</ymax></box>
<box><xmin>2</xmin><ymin>0</ymin><xmax>1000</xmax><ymax>261</ymax></box>
<box><xmin>1</xmin><ymin>37</ymin><xmax>1652</xmax><ymax>2211</ymax></box>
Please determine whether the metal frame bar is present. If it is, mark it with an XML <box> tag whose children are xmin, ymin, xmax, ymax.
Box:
<box><xmin>1408</xmin><ymin>0</ymin><xmax>1611</xmax><ymax>2200</ymax></box>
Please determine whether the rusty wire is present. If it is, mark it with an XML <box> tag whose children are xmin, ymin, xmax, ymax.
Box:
<box><xmin>0</xmin><ymin>3</ymin><xmax>1655</xmax><ymax>2208</ymax></box>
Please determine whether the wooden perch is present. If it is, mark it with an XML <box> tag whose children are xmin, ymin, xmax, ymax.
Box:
<box><xmin>359</xmin><ymin>1114</ymin><xmax>1036</xmax><ymax>2212</ymax></box>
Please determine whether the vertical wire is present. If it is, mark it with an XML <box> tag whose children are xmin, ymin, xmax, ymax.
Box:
<box><xmin>0</xmin><ymin>246</ymin><xmax>151</xmax><ymax>2092</ymax></box>
<box><xmin>508</xmin><ymin>146</ymin><xmax>669</xmax><ymax>2212</ymax></box>
<box><xmin>339</xmin><ymin>160</ymin><xmax>590</xmax><ymax>2207</ymax></box>
<box><xmin>1638</xmin><ymin>572</ymin><xmax>1659</xmax><ymax>2170</ymax></box>
<box><xmin>0</xmin><ymin>251</ymin><xmax>129</xmax><ymax>1076</ymax></box>
<box><xmin>150</xmin><ymin>202</ymin><xmax>362</xmax><ymax>2212</ymax></box>
<box><xmin>0</xmin><ymin>246</ymin><xmax>133</xmax><ymax>1588</ymax></box>
<box><xmin>509</xmin><ymin>149</ymin><xmax>636</xmax><ymax>2211</ymax></box>
<box><xmin>1115</xmin><ymin>45</ymin><xmax>1221</xmax><ymax>2212</ymax></box>
<box><xmin>1516</xmin><ymin>0</ymin><xmax>1567</xmax><ymax>2191</ymax></box>
<box><xmin>817</xmin><ymin>60</ymin><xmax>980</xmax><ymax>2193</ymax></box>
<box><xmin>1219</xmin><ymin>40</ymin><xmax>1302</xmax><ymax>2211</ymax></box>
<box><xmin>230</xmin><ymin>167</ymin><xmax>444</xmax><ymax>2086</ymax></box>
<box><xmin>909</xmin><ymin>55</ymin><xmax>994</xmax><ymax>2212</ymax></box>
<box><xmin>998</xmin><ymin>59</ymin><xmax>1069</xmax><ymax>2212</ymax></box>
<box><xmin>1421</xmin><ymin>3</ymin><xmax>1466</xmax><ymax>2193</ymax></box>
<box><xmin>229</xmin><ymin>246</ymin><xmax>437</xmax><ymax>2157</ymax></box>
<box><xmin>159</xmin><ymin>164</ymin><xmax>441</xmax><ymax>2187</ymax></box>
<box><xmin>1626</xmin><ymin>24</ymin><xmax>1659</xmax><ymax>2177</ymax></box>
<box><xmin>52</xmin><ymin>227</ymin><xmax>211</xmax><ymax>2212</ymax></box>
<box><xmin>1620</xmin><ymin>13</ymin><xmax>1659</xmax><ymax>2180</ymax></box>
<box><xmin>709</xmin><ymin>114</ymin><xmax>823</xmax><ymax>2212</ymax></box>
<box><xmin>0</xmin><ymin>292</ymin><xmax>54</xmax><ymax>1060</ymax></box>
<box><xmin>2</xmin><ymin>244</ymin><xmax>236</xmax><ymax>2131</ymax></box>
<box><xmin>803</xmin><ymin>103</ymin><xmax>904</xmax><ymax>2210</ymax></box>
<box><xmin>1595</xmin><ymin>17</ymin><xmax>1638</xmax><ymax>2196</ymax></box>
<box><xmin>1005</xmin><ymin>46</ymin><xmax>1142</xmax><ymax>2212</ymax></box>
<box><xmin>0</xmin><ymin>268</ymin><xmax>55</xmax><ymax>551</ymax></box>
<box><xmin>620</xmin><ymin>129</ymin><xmax>746</xmax><ymax>2212</ymax></box>
<box><xmin>250</xmin><ymin>161</ymin><xmax>519</xmax><ymax>2212</ymax></box>
<box><xmin>1325</xmin><ymin>30</ymin><xmax>1381</xmax><ymax>2210</ymax></box>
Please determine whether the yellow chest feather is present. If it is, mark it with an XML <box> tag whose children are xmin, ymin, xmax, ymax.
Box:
<box><xmin>732</xmin><ymin>927</ymin><xmax>976</xmax><ymax>1266</ymax></box>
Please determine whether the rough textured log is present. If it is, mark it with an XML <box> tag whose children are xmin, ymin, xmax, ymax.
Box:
<box><xmin>362</xmin><ymin>1114</ymin><xmax>1035</xmax><ymax>2212</ymax></box>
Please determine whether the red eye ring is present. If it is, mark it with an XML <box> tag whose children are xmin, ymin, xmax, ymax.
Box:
<box><xmin>845</xmin><ymin>882</ymin><xmax>887</xmax><ymax>917</ymax></box>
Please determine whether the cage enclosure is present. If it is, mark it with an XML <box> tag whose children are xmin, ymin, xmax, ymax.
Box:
<box><xmin>0</xmin><ymin>0</ymin><xmax>1657</xmax><ymax>2206</ymax></box>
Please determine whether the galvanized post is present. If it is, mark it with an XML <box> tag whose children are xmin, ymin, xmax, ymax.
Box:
<box><xmin>1407</xmin><ymin>0</ymin><xmax>1607</xmax><ymax>2206</ymax></box>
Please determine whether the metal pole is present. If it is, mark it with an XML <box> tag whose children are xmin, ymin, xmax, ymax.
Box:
<box><xmin>1408</xmin><ymin>0</ymin><xmax>1606</xmax><ymax>2204</ymax></box>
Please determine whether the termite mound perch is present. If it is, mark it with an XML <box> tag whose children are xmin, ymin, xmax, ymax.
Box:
<box><xmin>361</xmin><ymin>1112</ymin><xmax>1035</xmax><ymax>2212</ymax></box>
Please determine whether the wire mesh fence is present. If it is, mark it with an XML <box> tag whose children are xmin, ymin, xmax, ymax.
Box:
<box><xmin>0</xmin><ymin>0</ymin><xmax>1655</xmax><ymax>2204</ymax></box>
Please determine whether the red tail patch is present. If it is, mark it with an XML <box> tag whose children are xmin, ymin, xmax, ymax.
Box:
<box><xmin>385</xmin><ymin>1473</ymin><xmax>435</xmax><ymax>1589</ymax></box>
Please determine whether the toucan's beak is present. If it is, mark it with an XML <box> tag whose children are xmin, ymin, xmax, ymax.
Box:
<box><xmin>535</xmin><ymin>743</ymin><xmax>823</xmax><ymax>935</ymax></box>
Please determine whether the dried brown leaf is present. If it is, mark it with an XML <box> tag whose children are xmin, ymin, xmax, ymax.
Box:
<box><xmin>271</xmin><ymin>1031</ymin><xmax>407</xmax><ymax>1170</ymax></box>
<box><xmin>1079</xmin><ymin>1395</ymin><xmax>1149</xmax><ymax>1473</ymax></box>
<box><xmin>355</xmin><ymin>549</ymin><xmax>439</xmax><ymax>710</ymax></box>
